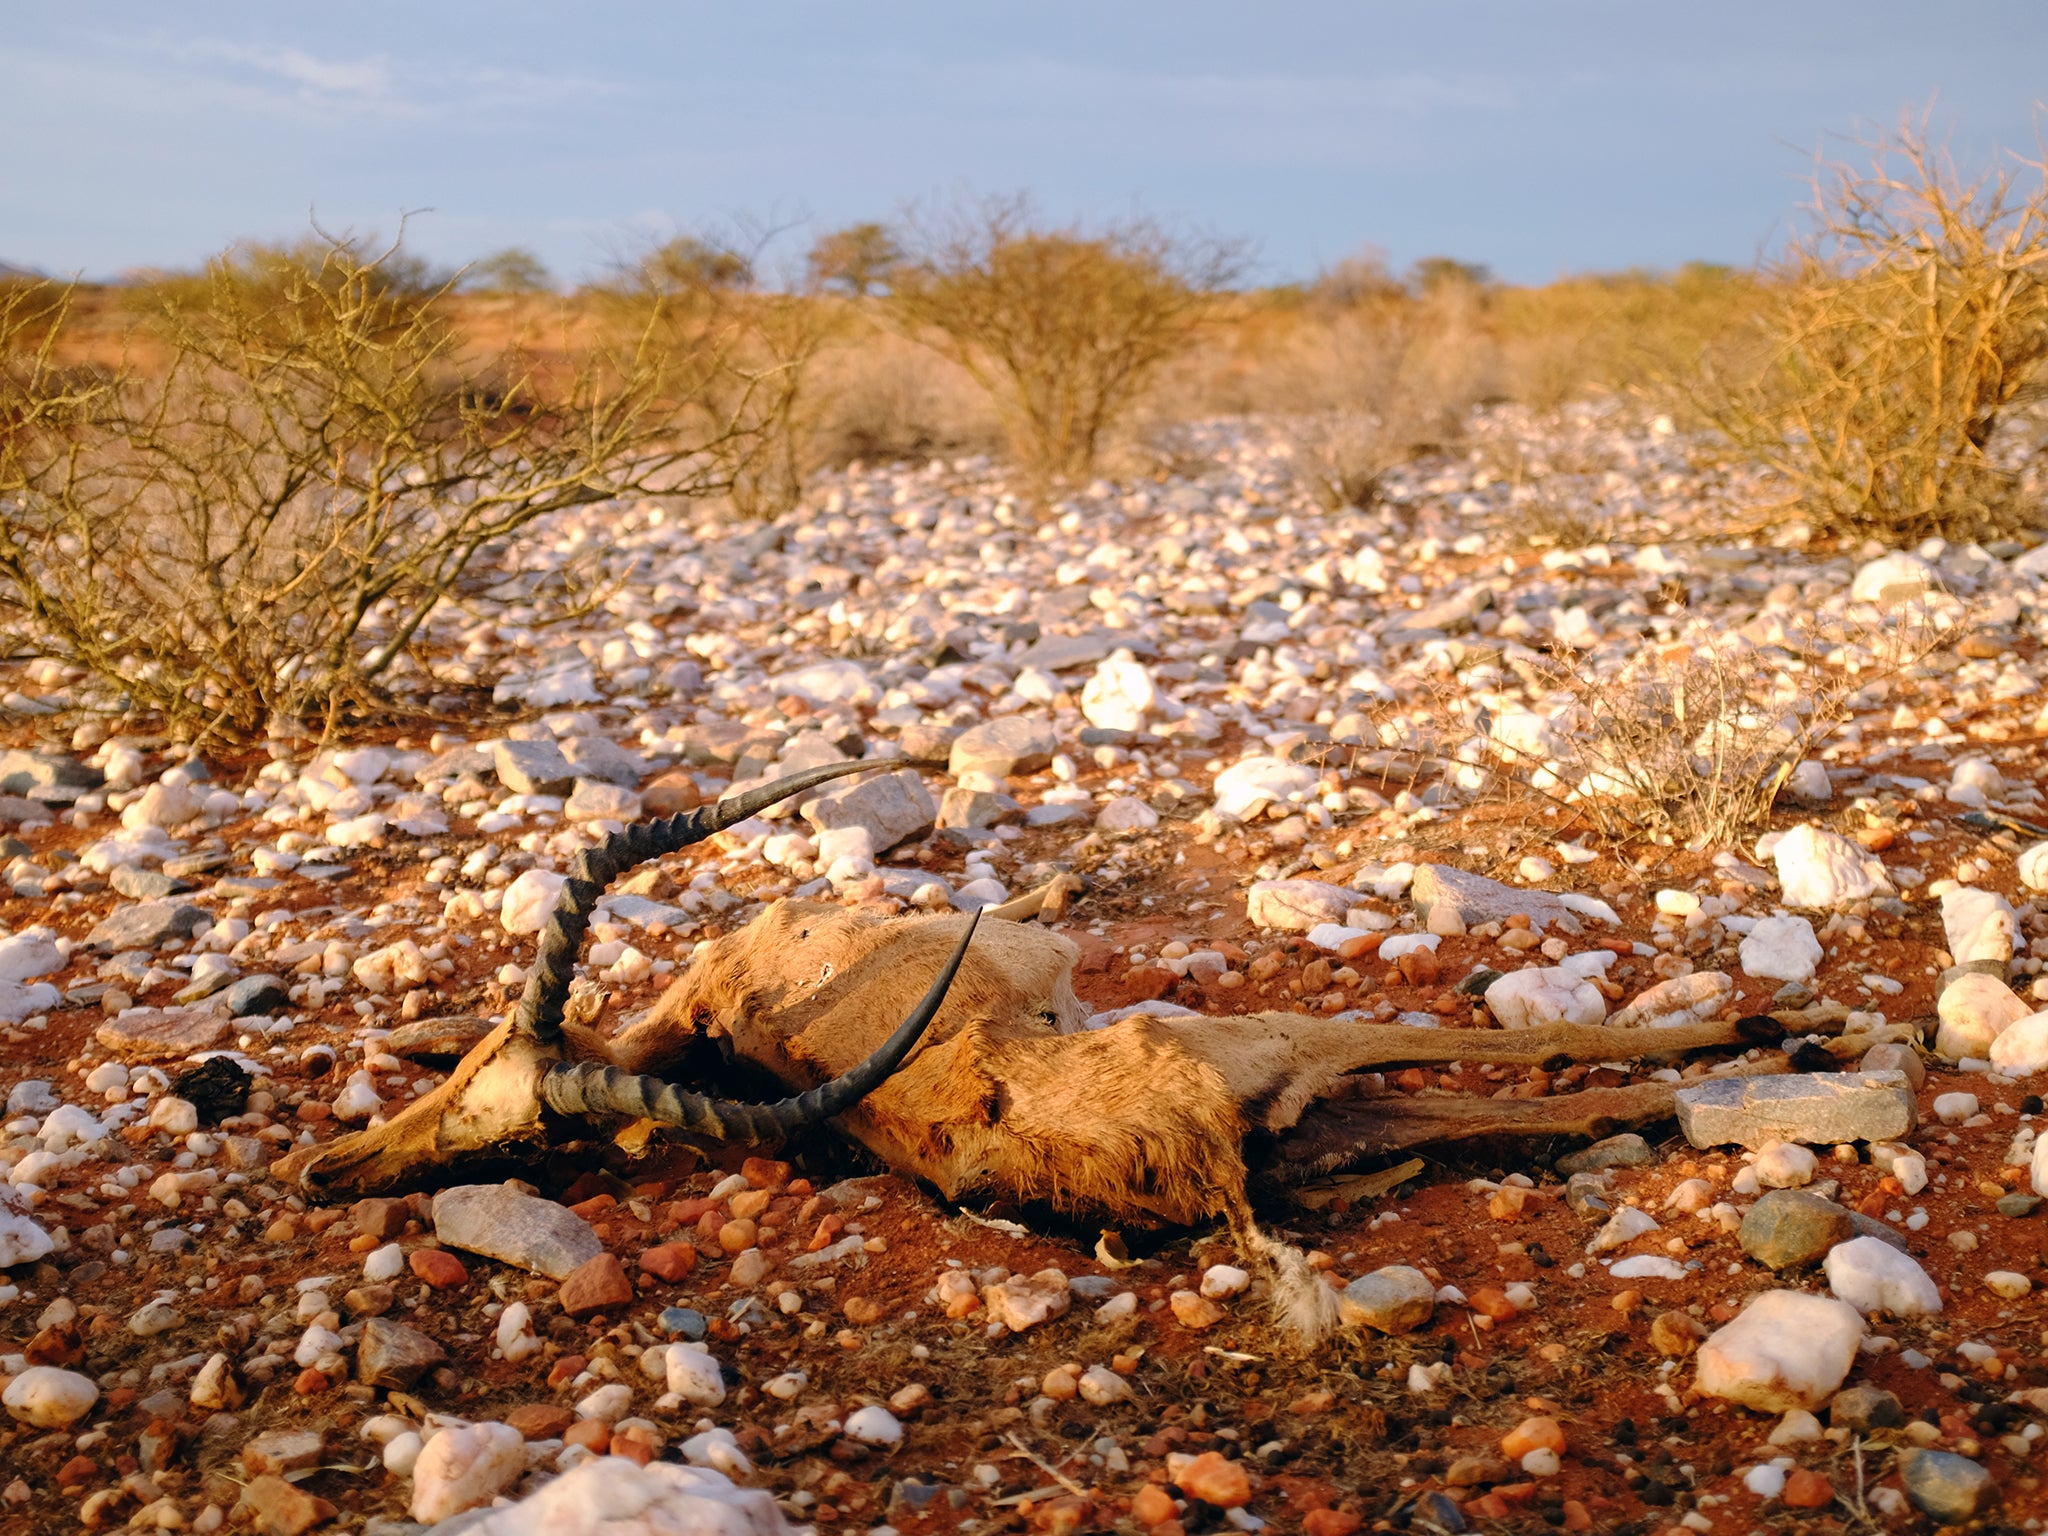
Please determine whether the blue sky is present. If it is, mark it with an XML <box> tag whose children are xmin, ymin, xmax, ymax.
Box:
<box><xmin>6</xmin><ymin>3</ymin><xmax>2044</xmax><ymax>287</ymax></box>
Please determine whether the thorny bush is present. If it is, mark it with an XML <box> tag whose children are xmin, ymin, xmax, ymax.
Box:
<box><xmin>0</xmin><ymin>233</ymin><xmax>789</xmax><ymax>743</ymax></box>
<box><xmin>1704</xmin><ymin>116</ymin><xmax>2048</xmax><ymax>545</ymax></box>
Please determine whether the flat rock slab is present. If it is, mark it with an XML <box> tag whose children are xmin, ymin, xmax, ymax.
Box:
<box><xmin>1409</xmin><ymin>865</ymin><xmax>1571</xmax><ymax>929</ymax></box>
<box><xmin>1246</xmin><ymin>879</ymin><xmax>1357</xmax><ymax>932</ymax></box>
<box><xmin>1015</xmin><ymin>632</ymin><xmax>1120</xmax><ymax>672</ymax></box>
<box><xmin>432</xmin><ymin>1184</ymin><xmax>604</xmax><ymax>1279</ymax></box>
<box><xmin>86</xmin><ymin>900</ymin><xmax>212</xmax><ymax>952</ymax></box>
<box><xmin>1676</xmin><ymin>1071</ymin><xmax>1916</xmax><ymax>1150</ymax></box>
<box><xmin>601</xmin><ymin>895</ymin><xmax>693</xmax><ymax>931</ymax></box>
<box><xmin>950</xmin><ymin>718</ymin><xmax>1056</xmax><ymax>779</ymax></box>
<box><xmin>0</xmin><ymin>749</ymin><xmax>100</xmax><ymax>799</ymax></box>
<box><xmin>492</xmin><ymin>739</ymin><xmax>575</xmax><ymax>796</ymax></box>
<box><xmin>801</xmin><ymin>770</ymin><xmax>936</xmax><ymax>852</ymax></box>
<box><xmin>95</xmin><ymin>1008</ymin><xmax>230</xmax><ymax>1060</ymax></box>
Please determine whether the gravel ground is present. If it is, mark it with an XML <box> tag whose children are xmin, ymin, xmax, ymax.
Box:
<box><xmin>0</xmin><ymin>403</ymin><xmax>2043</xmax><ymax>1532</ymax></box>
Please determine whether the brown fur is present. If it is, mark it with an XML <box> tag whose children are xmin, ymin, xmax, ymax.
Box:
<box><xmin>280</xmin><ymin>900</ymin><xmax>1742</xmax><ymax>1339</ymax></box>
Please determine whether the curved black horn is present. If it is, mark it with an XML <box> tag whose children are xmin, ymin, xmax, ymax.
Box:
<box><xmin>511</xmin><ymin>756</ymin><xmax>920</xmax><ymax>1045</ymax></box>
<box><xmin>538</xmin><ymin>908</ymin><xmax>982</xmax><ymax>1140</ymax></box>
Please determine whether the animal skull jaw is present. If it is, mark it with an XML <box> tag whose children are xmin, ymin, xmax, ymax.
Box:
<box><xmin>271</xmin><ymin>1020</ymin><xmax>558</xmax><ymax>1196</ymax></box>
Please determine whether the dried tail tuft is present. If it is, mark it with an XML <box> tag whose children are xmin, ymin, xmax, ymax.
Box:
<box><xmin>1230</xmin><ymin>1212</ymin><xmax>1345</xmax><ymax>1343</ymax></box>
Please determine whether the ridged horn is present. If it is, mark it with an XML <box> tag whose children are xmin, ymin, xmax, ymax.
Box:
<box><xmin>538</xmin><ymin>908</ymin><xmax>982</xmax><ymax>1139</ymax></box>
<box><xmin>511</xmin><ymin>756</ymin><xmax>913</xmax><ymax>1045</ymax></box>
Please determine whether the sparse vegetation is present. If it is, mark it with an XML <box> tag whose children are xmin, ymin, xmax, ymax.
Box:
<box><xmin>1703</xmin><ymin>117</ymin><xmax>2048</xmax><ymax>544</ymax></box>
<box><xmin>806</xmin><ymin>222</ymin><xmax>904</xmax><ymax>297</ymax></box>
<box><xmin>0</xmin><ymin>233</ymin><xmax>787</xmax><ymax>742</ymax></box>
<box><xmin>886</xmin><ymin>198</ymin><xmax>1244</xmax><ymax>486</ymax></box>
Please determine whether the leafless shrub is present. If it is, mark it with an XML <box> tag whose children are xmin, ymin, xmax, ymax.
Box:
<box><xmin>591</xmin><ymin>228</ymin><xmax>844</xmax><ymax>520</ymax></box>
<box><xmin>887</xmin><ymin>197</ymin><xmax>1244</xmax><ymax>486</ymax></box>
<box><xmin>1479</xmin><ymin>614</ymin><xmax>1941</xmax><ymax>847</ymax></box>
<box><xmin>1272</xmin><ymin>265</ymin><xmax>1496</xmax><ymax>511</ymax></box>
<box><xmin>1703</xmin><ymin>115</ymin><xmax>2048</xmax><ymax>544</ymax></box>
<box><xmin>0</xmin><ymin>232</ymin><xmax>780</xmax><ymax>742</ymax></box>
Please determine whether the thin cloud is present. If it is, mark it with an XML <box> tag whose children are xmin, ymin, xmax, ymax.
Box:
<box><xmin>119</xmin><ymin>33</ymin><xmax>622</xmax><ymax>120</ymax></box>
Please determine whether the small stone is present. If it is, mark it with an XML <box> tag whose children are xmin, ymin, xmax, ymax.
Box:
<box><xmin>94</xmin><ymin>1007</ymin><xmax>230</xmax><ymax>1060</ymax></box>
<box><xmin>982</xmin><ymin>1269</ymin><xmax>1071</xmax><ymax>1332</ymax></box>
<box><xmin>85</xmin><ymin>899</ymin><xmax>212</xmax><ymax>952</ymax></box>
<box><xmin>1898</xmin><ymin>1448</ymin><xmax>2001</xmax><ymax>1524</ymax></box>
<box><xmin>221</xmin><ymin>973</ymin><xmax>290</xmax><ymax>1016</ymax></box>
<box><xmin>1246</xmin><ymin>878</ymin><xmax>1358</xmax><ymax>931</ymax></box>
<box><xmin>1</xmin><ymin>1366</ymin><xmax>97</xmax><ymax>1426</ymax></box>
<box><xmin>1500</xmin><ymin>1416</ymin><xmax>1566</xmax><ymax>1459</ymax></box>
<box><xmin>1738</xmin><ymin>916</ymin><xmax>1822</xmax><ymax>983</ymax></box>
<box><xmin>1829</xmin><ymin>1385</ymin><xmax>1905</xmax><ymax>1432</ymax></box>
<box><xmin>1408</xmin><ymin>864</ymin><xmax>1572</xmax><ymax>928</ymax></box>
<box><xmin>411</xmin><ymin>1420</ymin><xmax>526</xmax><ymax>1524</ymax></box>
<box><xmin>566</xmin><ymin>779</ymin><xmax>642</xmax><ymax>823</ymax></box>
<box><xmin>1859</xmin><ymin>1041</ymin><xmax>1925</xmax><ymax>1092</ymax></box>
<box><xmin>499</xmin><ymin>868</ymin><xmax>568</xmax><ymax>935</ymax></box>
<box><xmin>1649</xmin><ymin>1311</ymin><xmax>1709</xmax><ymax>1357</ymax></box>
<box><xmin>1081</xmin><ymin>654</ymin><xmax>1156</xmax><ymax>732</ymax></box>
<box><xmin>1753</xmin><ymin>1141</ymin><xmax>1818</xmax><ymax>1188</ymax></box>
<box><xmin>801</xmin><ymin>770</ymin><xmax>936</xmax><ymax>852</ymax></box>
<box><xmin>237</xmin><ymin>1475</ymin><xmax>336</xmax><ymax>1536</ymax></box>
<box><xmin>558</xmin><ymin>1251</ymin><xmax>635</xmax><ymax>1315</ymax></box>
<box><xmin>1607</xmin><ymin>971</ymin><xmax>1732</xmax><ymax>1029</ymax></box>
<box><xmin>1199</xmin><ymin>1263</ymin><xmax>1250</xmax><ymax>1299</ymax></box>
<box><xmin>639</xmin><ymin>1243</ymin><xmax>698</xmax><ymax>1282</ymax></box>
<box><xmin>355</xmin><ymin>1316</ymin><xmax>447</xmax><ymax>1389</ymax></box>
<box><xmin>1773</xmin><ymin>823</ymin><xmax>1892</xmax><ymax>908</ymax></box>
<box><xmin>663</xmin><ymin>1344</ymin><xmax>725</xmax><ymax>1406</ymax></box>
<box><xmin>1780</xmin><ymin>1469</ymin><xmax>1833</xmax><ymax>1509</ymax></box>
<box><xmin>242</xmin><ymin>1428</ymin><xmax>326</xmax><ymax>1476</ymax></box>
<box><xmin>641</xmin><ymin>772</ymin><xmax>702</xmax><ymax>815</ymax></box>
<box><xmin>1484</xmin><ymin>965</ymin><xmax>1606</xmax><ymax>1029</ymax></box>
<box><xmin>1170</xmin><ymin>1290</ymin><xmax>1225</xmax><ymax>1330</ymax></box>
<box><xmin>408</xmin><ymin>1248</ymin><xmax>468</xmax><ymax>1289</ymax></box>
<box><xmin>1554</xmin><ymin>1134</ymin><xmax>1652</xmax><ymax>1176</ymax></box>
<box><xmin>1175</xmin><ymin>1450</ymin><xmax>1251</xmax><ymax>1508</ymax></box>
<box><xmin>505</xmin><ymin>1404</ymin><xmax>575</xmax><ymax>1440</ymax></box>
<box><xmin>658</xmin><ymin>1306</ymin><xmax>707</xmax><ymax>1340</ymax></box>
<box><xmin>1740</xmin><ymin>1191</ymin><xmax>1854</xmax><ymax>1269</ymax></box>
<box><xmin>950</xmin><ymin>718</ymin><xmax>1056</xmax><ymax>779</ymax></box>
<box><xmin>844</xmin><ymin>1406</ymin><xmax>903</xmax><ymax>1447</ymax></box>
<box><xmin>493</xmin><ymin>738</ymin><xmax>575</xmax><ymax>795</ymax></box>
<box><xmin>1823</xmin><ymin>1235</ymin><xmax>1942</xmax><ymax>1317</ymax></box>
<box><xmin>350</xmin><ymin>1197</ymin><xmax>410</xmax><ymax>1241</ymax></box>
<box><xmin>1935</xmin><ymin>973</ymin><xmax>2030</xmax><ymax>1060</ymax></box>
<box><xmin>1984</xmin><ymin>1269</ymin><xmax>2032</xmax><ymax>1299</ymax></box>
<box><xmin>1339</xmin><ymin>1265</ymin><xmax>1436</xmax><ymax>1334</ymax></box>
<box><xmin>1211</xmin><ymin>757</ymin><xmax>1319</xmax><ymax>821</ymax></box>
<box><xmin>432</xmin><ymin>1183</ymin><xmax>604</xmax><ymax>1278</ymax></box>
<box><xmin>1694</xmin><ymin>1290</ymin><xmax>1864</xmax><ymax>1412</ymax></box>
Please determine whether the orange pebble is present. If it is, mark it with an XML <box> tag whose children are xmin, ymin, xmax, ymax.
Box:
<box><xmin>1780</xmin><ymin>1469</ymin><xmax>1832</xmax><ymax>1508</ymax></box>
<box><xmin>1132</xmin><ymin>1485</ymin><xmax>1179</xmax><ymax>1527</ymax></box>
<box><xmin>1500</xmin><ymin>1416</ymin><xmax>1567</xmax><ymax>1459</ymax></box>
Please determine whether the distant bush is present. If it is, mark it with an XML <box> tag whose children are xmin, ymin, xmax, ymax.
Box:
<box><xmin>462</xmin><ymin>247</ymin><xmax>554</xmax><ymax>295</ymax></box>
<box><xmin>807</xmin><ymin>223</ymin><xmax>904</xmax><ymax>297</ymax></box>
<box><xmin>888</xmin><ymin>198</ymin><xmax>1243</xmax><ymax>486</ymax></box>
<box><xmin>1704</xmin><ymin>118</ymin><xmax>2048</xmax><ymax>545</ymax></box>
<box><xmin>0</xmin><ymin>232</ymin><xmax>785</xmax><ymax>742</ymax></box>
